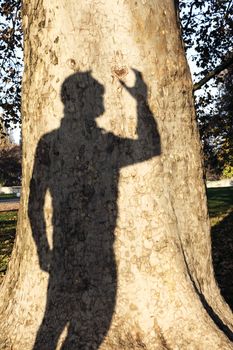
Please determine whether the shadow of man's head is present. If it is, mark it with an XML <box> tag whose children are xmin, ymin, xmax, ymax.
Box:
<box><xmin>61</xmin><ymin>71</ymin><xmax>105</xmax><ymax>120</ymax></box>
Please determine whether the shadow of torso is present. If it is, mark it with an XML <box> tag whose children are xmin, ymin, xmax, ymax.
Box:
<box><xmin>50</xmin><ymin>124</ymin><xmax>119</xmax><ymax>283</ymax></box>
<box><xmin>39</xmin><ymin>125</ymin><xmax>119</xmax><ymax>348</ymax></box>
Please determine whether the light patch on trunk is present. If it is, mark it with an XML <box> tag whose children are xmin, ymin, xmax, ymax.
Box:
<box><xmin>44</xmin><ymin>189</ymin><xmax>53</xmax><ymax>250</ymax></box>
<box><xmin>55</xmin><ymin>323</ymin><xmax>69</xmax><ymax>350</ymax></box>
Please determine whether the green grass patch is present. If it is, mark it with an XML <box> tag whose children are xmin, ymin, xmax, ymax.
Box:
<box><xmin>0</xmin><ymin>193</ymin><xmax>17</xmax><ymax>200</ymax></box>
<box><xmin>207</xmin><ymin>187</ymin><xmax>233</xmax><ymax>219</ymax></box>
<box><xmin>207</xmin><ymin>187</ymin><xmax>233</xmax><ymax>310</ymax></box>
<box><xmin>0</xmin><ymin>211</ymin><xmax>17</xmax><ymax>278</ymax></box>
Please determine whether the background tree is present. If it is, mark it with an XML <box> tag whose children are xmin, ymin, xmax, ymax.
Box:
<box><xmin>195</xmin><ymin>66</ymin><xmax>233</xmax><ymax>180</ymax></box>
<box><xmin>0</xmin><ymin>142</ymin><xmax>21</xmax><ymax>186</ymax></box>
<box><xmin>0</xmin><ymin>1</ymin><xmax>233</xmax><ymax>349</ymax></box>
<box><xmin>0</xmin><ymin>0</ymin><xmax>23</xmax><ymax>129</ymax></box>
<box><xmin>215</xmin><ymin>66</ymin><xmax>233</xmax><ymax>178</ymax></box>
<box><xmin>0</xmin><ymin>117</ymin><xmax>21</xmax><ymax>186</ymax></box>
<box><xmin>179</xmin><ymin>0</ymin><xmax>233</xmax><ymax>84</ymax></box>
<box><xmin>179</xmin><ymin>0</ymin><xmax>233</xmax><ymax>179</ymax></box>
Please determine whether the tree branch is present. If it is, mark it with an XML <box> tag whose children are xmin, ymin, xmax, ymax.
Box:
<box><xmin>193</xmin><ymin>55</ymin><xmax>233</xmax><ymax>91</ymax></box>
<box><xmin>184</xmin><ymin>1</ymin><xmax>196</xmax><ymax>30</ymax></box>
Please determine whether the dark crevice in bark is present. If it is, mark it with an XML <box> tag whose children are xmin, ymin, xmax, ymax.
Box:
<box><xmin>170</xmin><ymin>199</ymin><xmax>233</xmax><ymax>340</ymax></box>
<box><xmin>181</xmin><ymin>244</ymin><xmax>233</xmax><ymax>342</ymax></box>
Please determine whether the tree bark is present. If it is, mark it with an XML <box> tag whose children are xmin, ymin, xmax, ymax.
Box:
<box><xmin>0</xmin><ymin>0</ymin><xmax>233</xmax><ymax>349</ymax></box>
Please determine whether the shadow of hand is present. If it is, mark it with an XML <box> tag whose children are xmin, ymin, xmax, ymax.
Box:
<box><xmin>119</xmin><ymin>68</ymin><xmax>148</xmax><ymax>101</ymax></box>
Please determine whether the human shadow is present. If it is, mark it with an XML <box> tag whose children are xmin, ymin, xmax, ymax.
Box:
<box><xmin>28</xmin><ymin>69</ymin><xmax>161</xmax><ymax>350</ymax></box>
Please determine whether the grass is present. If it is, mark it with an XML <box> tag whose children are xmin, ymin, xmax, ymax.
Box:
<box><xmin>207</xmin><ymin>187</ymin><xmax>233</xmax><ymax>310</ymax></box>
<box><xmin>0</xmin><ymin>187</ymin><xmax>232</xmax><ymax>309</ymax></box>
<box><xmin>0</xmin><ymin>211</ymin><xmax>17</xmax><ymax>278</ymax></box>
<box><xmin>207</xmin><ymin>187</ymin><xmax>233</xmax><ymax>219</ymax></box>
<box><xmin>0</xmin><ymin>193</ymin><xmax>17</xmax><ymax>200</ymax></box>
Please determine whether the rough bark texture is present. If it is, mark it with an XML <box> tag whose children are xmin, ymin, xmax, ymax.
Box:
<box><xmin>0</xmin><ymin>0</ymin><xmax>233</xmax><ymax>349</ymax></box>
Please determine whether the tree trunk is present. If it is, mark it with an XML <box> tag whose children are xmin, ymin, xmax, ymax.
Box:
<box><xmin>0</xmin><ymin>0</ymin><xmax>232</xmax><ymax>349</ymax></box>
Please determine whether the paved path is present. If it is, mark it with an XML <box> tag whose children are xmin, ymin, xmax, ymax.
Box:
<box><xmin>0</xmin><ymin>198</ymin><xmax>20</xmax><ymax>212</ymax></box>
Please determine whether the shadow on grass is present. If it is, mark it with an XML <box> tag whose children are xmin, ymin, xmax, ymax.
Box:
<box><xmin>211</xmin><ymin>209</ymin><xmax>233</xmax><ymax>311</ymax></box>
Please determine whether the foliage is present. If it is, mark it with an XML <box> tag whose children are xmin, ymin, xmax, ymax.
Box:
<box><xmin>179</xmin><ymin>0</ymin><xmax>233</xmax><ymax>179</ymax></box>
<box><xmin>0</xmin><ymin>0</ymin><xmax>23</xmax><ymax>129</ymax></box>
<box><xmin>222</xmin><ymin>166</ymin><xmax>233</xmax><ymax>178</ymax></box>
<box><xmin>0</xmin><ymin>143</ymin><xmax>21</xmax><ymax>185</ymax></box>
<box><xmin>217</xmin><ymin>67</ymin><xmax>233</xmax><ymax>178</ymax></box>
<box><xmin>200</xmin><ymin>66</ymin><xmax>233</xmax><ymax>179</ymax></box>
<box><xmin>179</xmin><ymin>0</ymin><xmax>233</xmax><ymax>79</ymax></box>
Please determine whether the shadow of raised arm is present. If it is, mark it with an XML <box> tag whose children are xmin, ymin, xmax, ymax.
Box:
<box><xmin>118</xmin><ymin>69</ymin><xmax>161</xmax><ymax>167</ymax></box>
